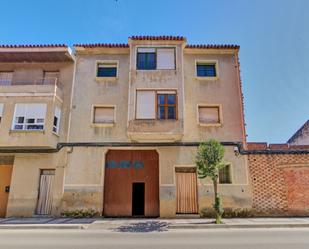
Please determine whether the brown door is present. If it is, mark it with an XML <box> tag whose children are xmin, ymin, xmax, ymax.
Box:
<box><xmin>104</xmin><ymin>150</ymin><xmax>159</xmax><ymax>217</ymax></box>
<box><xmin>0</xmin><ymin>165</ymin><xmax>13</xmax><ymax>217</ymax></box>
<box><xmin>36</xmin><ymin>170</ymin><xmax>55</xmax><ymax>215</ymax></box>
<box><xmin>176</xmin><ymin>171</ymin><xmax>198</xmax><ymax>214</ymax></box>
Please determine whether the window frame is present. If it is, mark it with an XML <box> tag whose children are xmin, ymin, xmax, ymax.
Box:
<box><xmin>135</xmin><ymin>89</ymin><xmax>178</xmax><ymax>120</ymax></box>
<box><xmin>197</xmin><ymin>104</ymin><xmax>222</xmax><ymax>127</ymax></box>
<box><xmin>52</xmin><ymin>106</ymin><xmax>61</xmax><ymax>135</ymax></box>
<box><xmin>219</xmin><ymin>164</ymin><xmax>233</xmax><ymax>184</ymax></box>
<box><xmin>91</xmin><ymin>104</ymin><xmax>116</xmax><ymax>127</ymax></box>
<box><xmin>136</xmin><ymin>47</ymin><xmax>176</xmax><ymax>70</ymax></box>
<box><xmin>11</xmin><ymin>103</ymin><xmax>47</xmax><ymax>131</ymax></box>
<box><xmin>195</xmin><ymin>60</ymin><xmax>219</xmax><ymax>80</ymax></box>
<box><xmin>0</xmin><ymin>103</ymin><xmax>4</xmax><ymax>124</ymax></box>
<box><xmin>0</xmin><ymin>71</ymin><xmax>14</xmax><ymax>86</ymax></box>
<box><xmin>95</xmin><ymin>60</ymin><xmax>119</xmax><ymax>81</ymax></box>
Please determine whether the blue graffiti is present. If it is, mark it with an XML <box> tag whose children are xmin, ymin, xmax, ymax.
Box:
<box><xmin>106</xmin><ymin>160</ymin><xmax>144</xmax><ymax>169</ymax></box>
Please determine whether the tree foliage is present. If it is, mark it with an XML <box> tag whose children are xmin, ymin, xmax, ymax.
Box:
<box><xmin>196</xmin><ymin>139</ymin><xmax>225</xmax><ymax>180</ymax></box>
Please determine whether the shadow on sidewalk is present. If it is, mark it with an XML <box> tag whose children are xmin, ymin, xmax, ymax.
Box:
<box><xmin>113</xmin><ymin>221</ymin><xmax>169</xmax><ymax>233</ymax></box>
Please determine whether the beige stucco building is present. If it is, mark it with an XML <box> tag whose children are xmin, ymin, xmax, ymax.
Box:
<box><xmin>0</xmin><ymin>36</ymin><xmax>252</xmax><ymax>218</ymax></box>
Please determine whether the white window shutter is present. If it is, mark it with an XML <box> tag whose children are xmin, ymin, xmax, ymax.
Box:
<box><xmin>0</xmin><ymin>103</ymin><xmax>3</xmax><ymax>116</ymax></box>
<box><xmin>136</xmin><ymin>91</ymin><xmax>156</xmax><ymax>119</ymax></box>
<box><xmin>14</xmin><ymin>104</ymin><xmax>27</xmax><ymax>117</ymax></box>
<box><xmin>54</xmin><ymin>107</ymin><xmax>61</xmax><ymax>132</ymax></box>
<box><xmin>26</xmin><ymin>104</ymin><xmax>47</xmax><ymax>119</ymax></box>
<box><xmin>157</xmin><ymin>48</ymin><xmax>175</xmax><ymax>69</ymax></box>
<box><xmin>199</xmin><ymin>106</ymin><xmax>220</xmax><ymax>124</ymax></box>
<box><xmin>94</xmin><ymin>107</ymin><xmax>115</xmax><ymax>124</ymax></box>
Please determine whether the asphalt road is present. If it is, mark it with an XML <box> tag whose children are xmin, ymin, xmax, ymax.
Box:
<box><xmin>0</xmin><ymin>228</ymin><xmax>309</xmax><ymax>249</ymax></box>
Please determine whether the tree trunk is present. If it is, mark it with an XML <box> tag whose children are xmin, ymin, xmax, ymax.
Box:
<box><xmin>213</xmin><ymin>177</ymin><xmax>222</xmax><ymax>224</ymax></box>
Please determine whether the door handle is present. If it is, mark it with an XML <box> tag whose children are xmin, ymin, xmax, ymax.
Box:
<box><xmin>5</xmin><ymin>186</ymin><xmax>10</xmax><ymax>193</ymax></box>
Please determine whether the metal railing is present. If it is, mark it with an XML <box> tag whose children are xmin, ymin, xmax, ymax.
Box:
<box><xmin>0</xmin><ymin>77</ymin><xmax>58</xmax><ymax>86</ymax></box>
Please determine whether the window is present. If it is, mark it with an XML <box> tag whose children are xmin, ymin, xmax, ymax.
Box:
<box><xmin>219</xmin><ymin>165</ymin><xmax>232</xmax><ymax>184</ymax></box>
<box><xmin>157</xmin><ymin>92</ymin><xmax>176</xmax><ymax>120</ymax></box>
<box><xmin>96</xmin><ymin>61</ymin><xmax>118</xmax><ymax>78</ymax></box>
<box><xmin>198</xmin><ymin>105</ymin><xmax>221</xmax><ymax>126</ymax></box>
<box><xmin>0</xmin><ymin>72</ymin><xmax>13</xmax><ymax>86</ymax></box>
<box><xmin>93</xmin><ymin>106</ymin><xmax>115</xmax><ymax>125</ymax></box>
<box><xmin>136</xmin><ymin>48</ymin><xmax>175</xmax><ymax>70</ymax></box>
<box><xmin>53</xmin><ymin>107</ymin><xmax>61</xmax><ymax>133</ymax></box>
<box><xmin>196</xmin><ymin>62</ymin><xmax>217</xmax><ymax>77</ymax></box>
<box><xmin>12</xmin><ymin>103</ymin><xmax>46</xmax><ymax>131</ymax></box>
<box><xmin>136</xmin><ymin>90</ymin><xmax>177</xmax><ymax>120</ymax></box>
<box><xmin>137</xmin><ymin>48</ymin><xmax>156</xmax><ymax>70</ymax></box>
<box><xmin>43</xmin><ymin>71</ymin><xmax>59</xmax><ymax>85</ymax></box>
<box><xmin>136</xmin><ymin>91</ymin><xmax>156</xmax><ymax>119</ymax></box>
<box><xmin>0</xmin><ymin>103</ymin><xmax>3</xmax><ymax>123</ymax></box>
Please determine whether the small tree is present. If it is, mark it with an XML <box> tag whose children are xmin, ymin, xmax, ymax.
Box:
<box><xmin>196</xmin><ymin>139</ymin><xmax>226</xmax><ymax>224</ymax></box>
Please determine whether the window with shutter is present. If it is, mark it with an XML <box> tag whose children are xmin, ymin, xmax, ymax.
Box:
<box><xmin>93</xmin><ymin>106</ymin><xmax>115</xmax><ymax>125</ymax></box>
<box><xmin>198</xmin><ymin>105</ymin><xmax>221</xmax><ymax>125</ymax></box>
<box><xmin>157</xmin><ymin>48</ymin><xmax>175</xmax><ymax>69</ymax></box>
<box><xmin>12</xmin><ymin>104</ymin><xmax>46</xmax><ymax>130</ymax></box>
<box><xmin>136</xmin><ymin>91</ymin><xmax>156</xmax><ymax>119</ymax></box>
<box><xmin>53</xmin><ymin>107</ymin><xmax>61</xmax><ymax>133</ymax></box>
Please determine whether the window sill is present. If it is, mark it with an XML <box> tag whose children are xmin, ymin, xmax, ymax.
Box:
<box><xmin>9</xmin><ymin>129</ymin><xmax>45</xmax><ymax>134</ymax></box>
<box><xmin>136</xmin><ymin>69</ymin><xmax>176</xmax><ymax>72</ymax></box>
<box><xmin>195</xmin><ymin>76</ymin><xmax>219</xmax><ymax>81</ymax></box>
<box><xmin>91</xmin><ymin>123</ymin><xmax>115</xmax><ymax>128</ymax></box>
<box><xmin>95</xmin><ymin>77</ymin><xmax>118</xmax><ymax>82</ymax></box>
<box><xmin>198</xmin><ymin>123</ymin><xmax>222</xmax><ymax>127</ymax></box>
<box><xmin>52</xmin><ymin>131</ymin><xmax>60</xmax><ymax>137</ymax></box>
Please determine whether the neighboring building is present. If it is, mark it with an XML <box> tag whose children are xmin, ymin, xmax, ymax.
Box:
<box><xmin>0</xmin><ymin>36</ymin><xmax>251</xmax><ymax>218</ymax></box>
<box><xmin>0</xmin><ymin>45</ymin><xmax>75</xmax><ymax>217</ymax></box>
<box><xmin>287</xmin><ymin>120</ymin><xmax>309</xmax><ymax>145</ymax></box>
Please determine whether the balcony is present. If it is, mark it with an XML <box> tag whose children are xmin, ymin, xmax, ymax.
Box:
<box><xmin>0</xmin><ymin>77</ymin><xmax>63</xmax><ymax>100</ymax></box>
<box><xmin>127</xmin><ymin>119</ymin><xmax>184</xmax><ymax>142</ymax></box>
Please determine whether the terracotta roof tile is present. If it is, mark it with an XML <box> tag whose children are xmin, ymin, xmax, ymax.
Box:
<box><xmin>129</xmin><ymin>36</ymin><xmax>185</xmax><ymax>41</ymax></box>
<box><xmin>0</xmin><ymin>44</ymin><xmax>67</xmax><ymax>48</ymax></box>
<box><xmin>185</xmin><ymin>44</ymin><xmax>240</xmax><ymax>49</ymax></box>
<box><xmin>74</xmin><ymin>43</ymin><xmax>129</xmax><ymax>48</ymax></box>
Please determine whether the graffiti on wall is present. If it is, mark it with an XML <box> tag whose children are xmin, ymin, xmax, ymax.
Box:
<box><xmin>105</xmin><ymin>160</ymin><xmax>144</xmax><ymax>169</ymax></box>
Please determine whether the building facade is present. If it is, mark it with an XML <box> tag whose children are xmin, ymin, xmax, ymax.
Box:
<box><xmin>0</xmin><ymin>36</ymin><xmax>252</xmax><ymax>217</ymax></box>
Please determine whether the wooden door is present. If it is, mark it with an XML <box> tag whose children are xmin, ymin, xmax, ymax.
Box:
<box><xmin>0</xmin><ymin>165</ymin><xmax>13</xmax><ymax>217</ymax></box>
<box><xmin>104</xmin><ymin>150</ymin><xmax>159</xmax><ymax>217</ymax></box>
<box><xmin>36</xmin><ymin>170</ymin><xmax>55</xmax><ymax>215</ymax></box>
<box><xmin>176</xmin><ymin>171</ymin><xmax>198</xmax><ymax>214</ymax></box>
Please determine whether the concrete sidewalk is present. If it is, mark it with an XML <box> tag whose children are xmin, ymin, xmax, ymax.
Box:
<box><xmin>1</xmin><ymin>217</ymin><xmax>309</xmax><ymax>230</ymax></box>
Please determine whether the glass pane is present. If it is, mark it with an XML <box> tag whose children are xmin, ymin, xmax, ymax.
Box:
<box><xmin>157</xmin><ymin>94</ymin><xmax>165</xmax><ymax>105</ymax></box>
<box><xmin>157</xmin><ymin>106</ymin><xmax>165</xmax><ymax>119</ymax></box>
<box><xmin>137</xmin><ymin>52</ymin><xmax>156</xmax><ymax>70</ymax></box>
<box><xmin>197</xmin><ymin>64</ymin><xmax>216</xmax><ymax>77</ymax></box>
<box><xmin>167</xmin><ymin>94</ymin><xmax>176</xmax><ymax>104</ymax></box>
<box><xmin>146</xmin><ymin>53</ymin><xmax>156</xmax><ymax>69</ymax></box>
<box><xmin>168</xmin><ymin>106</ymin><xmax>176</xmax><ymax>119</ymax></box>
<box><xmin>97</xmin><ymin>67</ymin><xmax>117</xmax><ymax>77</ymax></box>
<box><xmin>137</xmin><ymin>53</ymin><xmax>146</xmax><ymax>69</ymax></box>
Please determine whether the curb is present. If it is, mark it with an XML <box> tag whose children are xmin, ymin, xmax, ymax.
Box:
<box><xmin>0</xmin><ymin>224</ymin><xmax>87</xmax><ymax>230</ymax></box>
<box><xmin>168</xmin><ymin>223</ymin><xmax>309</xmax><ymax>229</ymax></box>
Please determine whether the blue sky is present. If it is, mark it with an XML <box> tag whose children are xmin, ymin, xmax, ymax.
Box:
<box><xmin>1</xmin><ymin>0</ymin><xmax>308</xmax><ymax>143</ymax></box>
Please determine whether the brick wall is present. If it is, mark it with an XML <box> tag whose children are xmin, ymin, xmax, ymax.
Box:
<box><xmin>247</xmin><ymin>143</ymin><xmax>309</xmax><ymax>216</ymax></box>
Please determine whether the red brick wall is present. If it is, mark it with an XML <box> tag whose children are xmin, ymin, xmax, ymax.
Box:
<box><xmin>248</xmin><ymin>144</ymin><xmax>309</xmax><ymax>216</ymax></box>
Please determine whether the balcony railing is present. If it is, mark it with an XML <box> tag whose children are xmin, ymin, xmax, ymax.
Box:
<box><xmin>0</xmin><ymin>77</ymin><xmax>59</xmax><ymax>87</ymax></box>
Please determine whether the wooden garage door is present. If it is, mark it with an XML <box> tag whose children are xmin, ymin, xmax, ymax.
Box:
<box><xmin>104</xmin><ymin>150</ymin><xmax>159</xmax><ymax>217</ymax></box>
<box><xmin>0</xmin><ymin>165</ymin><xmax>13</xmax><ymax>217</ymax></box>
<box><xmin>176</xmin><ymin>171</ymin><xmax>198</xmax><ymax>214</ymax></box>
